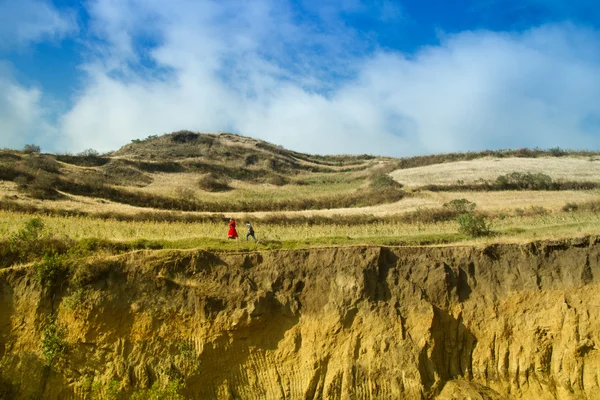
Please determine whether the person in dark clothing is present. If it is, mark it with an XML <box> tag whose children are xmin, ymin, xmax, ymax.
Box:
<box><xmin>245</xmin><ymin>222</ymin><xmax>258</xmax><ymax>242</ymax></box>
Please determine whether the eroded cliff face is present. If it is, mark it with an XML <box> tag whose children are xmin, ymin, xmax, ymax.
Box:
<box><xmin>1</xmin><ymin>238</ymin><xmax>599</xmax><ymax>399</ymax></box>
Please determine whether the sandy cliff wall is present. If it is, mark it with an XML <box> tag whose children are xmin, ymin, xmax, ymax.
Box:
<box><xmin>1</xmin><ymin>237</ymin><xmax>599</xmax><ymax>399</ymax></box>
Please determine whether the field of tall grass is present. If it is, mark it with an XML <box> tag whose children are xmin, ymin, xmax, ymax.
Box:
<box><xmin>1</xmin><ymin>208</ymin><xmax>598</xmax><ymax>253</ymax></box>
<box><xmin>2</xmin><ymin>139</ymin><xmax>600</xmax><ymax>259</ymax></box>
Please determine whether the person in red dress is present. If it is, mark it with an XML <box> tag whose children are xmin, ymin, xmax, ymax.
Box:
<box><xmin>228</xmin><ymin>218</ymin><xmax>238</xmax><ymax>239</ymax></box>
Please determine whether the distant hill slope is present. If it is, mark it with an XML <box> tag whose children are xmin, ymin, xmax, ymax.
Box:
<box><xmin>113</xmin><ymin>131</ymin><xmax>376</xmax><ymax>168</ymax></box>
<box><xmin>390</xmin><ymin>156</ymin><xmax>600</xmax><ymax>188</ymax></box>
<box><xmin>0</xmin><ymin>132</ymin><xmax>404</xmax><ymax>213</ymax></box>
<box><xmin>1</xmin><ymin>131</ymin><xmax>599</xmax><ymax>216</ymax></box>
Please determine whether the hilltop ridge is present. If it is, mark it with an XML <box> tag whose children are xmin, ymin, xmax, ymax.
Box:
<box><xmin>114</xmin><ymin>131</ymin><xmax>376</xmax><ymax>164</ymax></box>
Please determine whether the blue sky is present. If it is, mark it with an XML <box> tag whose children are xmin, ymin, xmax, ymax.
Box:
<box><xmin>1</xmin><ymin>0</ymin><xmax>600</xmax><ymax>156</ymax></box>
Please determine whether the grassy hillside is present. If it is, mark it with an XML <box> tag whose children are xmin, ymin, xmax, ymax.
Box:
<box><xmin>0</xmin><ymin>131</ymin><xmax>404</xmax><ymax>213</ymax></box>
<box><xmin>0</xmin><ymin>131</ymin><xmax>599</xmax><ymax>256</ymax></box>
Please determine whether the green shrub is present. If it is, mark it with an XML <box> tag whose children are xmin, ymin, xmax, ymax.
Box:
<box><xmin>244</xmin><ymin>154</ymin><xmax>259</xmax><ymax>166</ymax></box>
<box><xmin>102</xmin><ymin>161</ymin><xmax>153</xmax><ymax>187</ymax></box>
<box><xmin>23</xmin><ymin>144</ymin><xmax>41</xmax><ymax>154</ymax></box>
<box><xmin>41</xmin><ymin>317</ymin><xmax>67</xmax><ymax>366</ymax></box>
<box><xmin>266</xmin><ymin>174</ymin><xmax>289</xmax><ymax>186</ymax></box>
<box><xmin>28</xmin><ymin>172</ymin><xmax>61</xmax><ymax>199</ymax></box>
<box><xmin>562</xmin><ymin>202</ymin><xmax>579</xmax><ymax>212</ymax></box>
<box><xmin>529</xmin><ymin>206</ymin><xmax>548</xmax><ymax>215</ymax></box>
<box><xmin>198</xmin><ymin>173</ymin><xmax>231</xmax><ymax>192</ymax></box>
<box><xmin>443</xmin><ymin>198</ymin><xmax>476</xmax><ymax>214</ymax></box>
<box><xmin>496</xmin><ymin>172</ymin><xmax>553</xmax><ymax>190</ymax></box>
<box><xmin>23</xmin><ymin>155</ymin><xmax>60</xmax><ymax>173</ymax></box>
<box><xmin>69</xmin><ymin>237</ymin><xmax>114</xmax><ymax>256</ymax></box>
<box><xmin>130</xmin><ymin>380</ymin><xmax>184</xmax><ymax>400</ymax></box>
<box><xmin>78</xmin><ymin>148</ymin><xmax>100</xmax><ymax>157</ymax></box>
<box><xmin>8</xmin><ymin>216</ymin><xmax>45</xmax><ymax>260</ymax></box>
<box><xmin>10</xmin><ymin>217</ymin><xmax>44</xmax><ymax>243</ymax></box>
<box><xmin>548</xmin><ymin>147</ymin><xmax>568</xmax><ymax>157</ymax></box>
<box><xmin>13</xmin><ymin>169</ymin><xmax>60</xmax><ymax>199</ymax></box>
<box><xmin>580</xmin><ymin>200</ymin><xmax>600</xmax><ymax>213</ymax></box>
<box><xmin>457</xmin><ymin>213</ymin><xmax>491</xmax><ymax>237</ymax></box>
<box><xmin>91</xmin><ymin>379</ymin><xmax>123</xmax><ymax>400</ymax></box>
<box><xmin>177</xmin><ymin>341</ymin><xmax>197</xmax><ymax>360</ymax></box>
<box><xmin>369</xmin><ymin>173</ymin><xmax>399</xmax><ymax>189</ymax></box>
<box><xmin>34</xmin><ymin>253</ymin><xmax>68</xmax><ymax>290</ymax></box>
<box><xmin>3</xmin><ymin>218</ymin><xmax>68</xmax><ymax>268</ymax></box>
<box><xmin>55</xmin><ymin>154</ymin><xmax>109</xmax><ymax>167</ymax></box>
<box><xmin>172</xmin><ymin>131</ymin><xmax>199</xmax><ymax>143</ymax></box>
<box><xmin>130</xmin><ymin>239</ymin><xmax>164</xmax><ymax>250</ymax></box>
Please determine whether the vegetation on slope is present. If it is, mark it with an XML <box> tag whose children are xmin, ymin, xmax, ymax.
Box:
<box><xmin>0</xmin><ymin>132</ymin><xmax>408</xmax><ymax>212</ymax></box>
<box><xmin>0</xmin><ymin>132</ymin><xmax>599</xmax><ymax>257</ymax></box>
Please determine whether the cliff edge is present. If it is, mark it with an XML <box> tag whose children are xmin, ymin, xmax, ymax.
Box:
<box><xmin>1</xmin><ymin>237</ymin><xmax>599</xmax><ymax>399</ymax></box>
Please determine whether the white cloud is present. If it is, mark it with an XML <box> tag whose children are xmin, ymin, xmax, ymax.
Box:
<box><xmin>56</xmin><ymin>1</ymin><xmax>600</xmax><ymax>155</ymax></box>
<box><xmin>0</xmin><ymin>0</ymin><xmax>77</xmax><ymax>49</ymax></box>
<box><xmin>0</xmin><ymin>64</ymin><xmax>57</xmax><ymax>151</ymax></box>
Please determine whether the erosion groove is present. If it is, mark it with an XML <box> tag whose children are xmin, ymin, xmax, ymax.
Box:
<box><xmin>0</xmin><ymin>238</ymin><xmax>599</xmax><ymax>399</ymax></box>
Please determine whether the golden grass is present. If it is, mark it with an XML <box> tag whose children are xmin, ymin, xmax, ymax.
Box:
<box><xmin>1</xmin><ymin>209</ymin><xmax>598</xmax><ymax>248</ymax></box>
<box><xmin>390</xmin><ymin>157</ymin><xmax>600</xmax><ymax>187</ymax></box>
<box><xmin>138</xmin><ymin>171</ymin><xmax>365</xmax><ymax>201</ymax></box>
<box><xmin>2</xmin><ymin>181</ymin><xmax>599</xmax><ymax>222</ymax></box>
<box><xmin>2</xmin><ymin>152</ymin><xmax>599</xmax><ymax>227</ymax></box>
<box><xmin>426</xmin><ymin>190</ymin><xmax>600</xmax><ymax>212</ymax></box>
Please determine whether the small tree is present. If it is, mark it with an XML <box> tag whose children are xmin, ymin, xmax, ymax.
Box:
<box><xmin>78</xmin><ymin>148</ymin><xmax>99</xmax><ymax>158</ymax></box>
<box><xmin>10</xmin><ymin>217</ymin><xmax>45</xmax><ymax>243</ymax></box>
<box><xmin>562</xmin><ymin>202</ymin><xmax>578</xmax><ymax>212</ymax></box>
<box><xmin>457</xmin><ymin>213</ymin><xmax>491</xmax><ymax>237</ymax></box>
<box><xmin>369</xmin><ymin>173</ymin><xmax>399</xmax><ymax>189</ymax></box>
<box><xmin>23</xmin><ymin>144</ymin><xmax>41</xmax><ymax>154</ymax></box>
<box><xmin>445</xmin><ymin>198</ymin><xmax>491</xmax><ymax>237</ymax></box>
<box><xmin>198</xmin><ymin>173</ymin><xmax>231</xmax><ymax>192</ymax></box>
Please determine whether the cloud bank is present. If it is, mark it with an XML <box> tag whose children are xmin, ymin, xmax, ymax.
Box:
<box><xmin>2</xmin><ymin>0</ymin><xmax>600</xmax><ymax>156</ymax></box>
<box><xmin>0</xmin><ymin>0</ymin><xmax>77</xmax><ymax>49</ymax></box>
<box><xmin>0</xmin><ymin>63</ymin><xmax>57</xmax><ymax>150</ymax></box>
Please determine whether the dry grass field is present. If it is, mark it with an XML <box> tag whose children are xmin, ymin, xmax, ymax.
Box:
<box><xmin>138</xmin><ymin>171</ymin><xmax>365</xmax><ymax>202</ymax></box>
<box><xmin>1</xmin><ymin>209</ymin><xmax>599</xmax><ymax>251</ymax></box>
<box><xmin>390</xmin><ymin>156</ymin><xmax>600</xmax><ymax>187</ymax></box>
<box><xmin>1</xmin><ymin>182</ymin><xmax>598</xmax><ymax>219</ymax></box>
<box><xmin>1</xmin><ymin>132</ymin><xmax>600</xmax><ymax>251</ymax></box>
